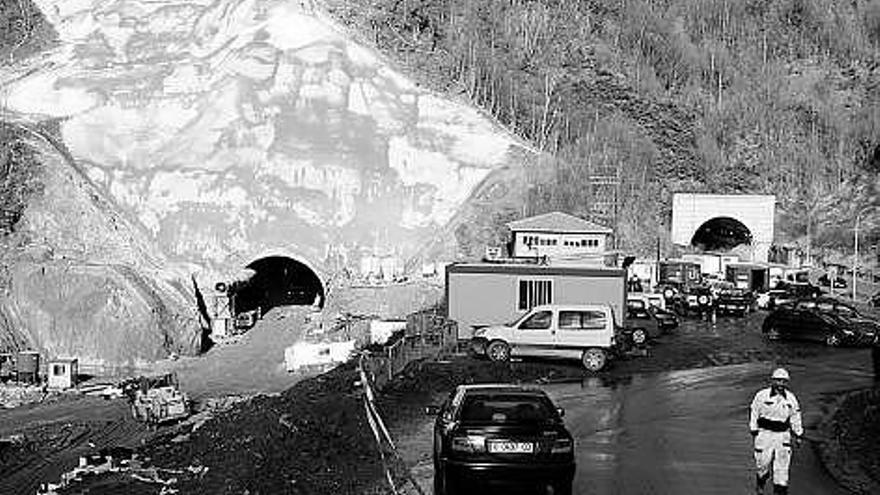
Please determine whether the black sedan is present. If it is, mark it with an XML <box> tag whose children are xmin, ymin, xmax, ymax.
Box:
<box><xmin>428</xmin><ymin>384</ymin><xmax>576</xmax><ymax>495</ymax></box>
<box><xmin>651</xmin><ymin>306</ymin><xmax>679</xmax><ymax>331</ymax></box>
<box><xmin>761</xmin><ymin>297</ymin><xmax>879</xmax><ymax>347</ymax></box>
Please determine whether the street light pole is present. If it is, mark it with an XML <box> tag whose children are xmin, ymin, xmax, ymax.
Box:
<box><xmin>854</xmin><ymin>207</ymin><xmax>873</xmax><ymax>302</ymax></box>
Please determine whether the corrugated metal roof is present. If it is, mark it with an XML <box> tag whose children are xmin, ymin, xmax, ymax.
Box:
<box><xmin>507</xmin><ymin>211</ymin><xmax>612</xmax><ymax>233</ymax></box>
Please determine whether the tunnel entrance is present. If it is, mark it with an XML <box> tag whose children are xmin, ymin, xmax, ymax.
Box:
<box><xmin>231</xmin><ymin>256</ymin><xmax>325</xmax><ymax>316</ymax></box>
<box><xmin>690</xmin><ymin>217</ymin><xmax>752</xmax><ymax>252</ymax></box>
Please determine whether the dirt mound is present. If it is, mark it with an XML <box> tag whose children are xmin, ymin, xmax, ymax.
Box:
<box><xmin>130</xmin><ymin>361</ymin><xmax>384</xmax><ymax>495</ymax></box>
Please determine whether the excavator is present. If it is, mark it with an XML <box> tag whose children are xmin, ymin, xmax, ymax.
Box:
<box><xmin>122</xmin><ymin>373</ymin><xmax>190</xmax><ymax>425</ymax></box>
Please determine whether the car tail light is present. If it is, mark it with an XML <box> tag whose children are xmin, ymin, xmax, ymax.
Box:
<box><xmin>551</xmin><ymin>438</ymin><xmax>573</xmax><ymax>454</ymax></box>
<box><xmin>451</xmin><ymin>435</ymin><xmax>486</xmax><ymax>453</ymax></box>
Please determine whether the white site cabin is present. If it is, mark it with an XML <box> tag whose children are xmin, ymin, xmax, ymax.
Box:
<box><xmin>446</xmin><ymin>263</ymin><xmax>627</xmax><ymax>340</ymax></box>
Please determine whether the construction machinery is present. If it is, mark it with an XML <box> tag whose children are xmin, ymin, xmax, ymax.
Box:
<box><xmin>123</xmin><ymin>373</ymin><xmax>190</xmax><ymax>425</ymax></box>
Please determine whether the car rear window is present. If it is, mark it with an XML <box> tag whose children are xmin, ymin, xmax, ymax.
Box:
<box><xmin>459</xmin><ymin>394</ymin><xmax>558</xmax><ymax>423</ymax></box>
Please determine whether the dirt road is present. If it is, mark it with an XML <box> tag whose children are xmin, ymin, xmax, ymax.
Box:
<box><xmin>0</xmin><ymin>396</ymin><xmax>153</xmax><ymax>495</ymax></box>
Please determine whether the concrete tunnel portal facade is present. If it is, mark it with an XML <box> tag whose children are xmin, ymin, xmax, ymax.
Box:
<box><xmin>671</xmin><ymin>194</ymin><xmax>775</xmax><ymax>261</ymax></box>
<box><xmin>690</xmin><ymin>216</ymin><xmax>753</xmax><ymax>252</ymax></box>
<box><xmin>231</xmin><ymin>255</ymin><xmax>326</xmax><ymax>316</ymax></box>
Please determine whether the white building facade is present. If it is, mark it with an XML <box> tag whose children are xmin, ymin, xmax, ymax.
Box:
<box><xmin>507</xmin><ymin>212</ymin><xmax>612</xmax><ymax>262</ymax></box>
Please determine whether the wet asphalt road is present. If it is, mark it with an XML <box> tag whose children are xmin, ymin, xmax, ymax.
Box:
<box><xmin>545</xmin><ymin>348</ymin><xmax>874</xmax><ymax>495</ymax></box>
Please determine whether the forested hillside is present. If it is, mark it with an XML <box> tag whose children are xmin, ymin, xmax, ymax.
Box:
<box><xmin>325</xmin><ymin>0</ymin><xmax>880</xmax><ymax>257</ymax></box>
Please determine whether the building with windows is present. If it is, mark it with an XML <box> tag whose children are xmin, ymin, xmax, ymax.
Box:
<box><xmin>507</xmin><ymin>211</ymin><xmax>612</xmax><ymax>262</ymax></box>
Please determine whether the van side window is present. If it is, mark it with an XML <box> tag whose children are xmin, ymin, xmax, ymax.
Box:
<box><xmin>519</xmin><ymin>310</ymin><xmax>552</xmax><ymax>330</ymax></box>
<box><xmin>558</xmin><ymin>311</ymin><xmax>581</xmax><ymax>329</ymax></box>
<box><xmin>559</xmin><ymin>310</ymin><xmax>606</xmax><ymax>330</ymax></box>
<box><xmin>581</xmin><ymin>310</ymin><xmax>607</xmax><ymax>329</ymax></box>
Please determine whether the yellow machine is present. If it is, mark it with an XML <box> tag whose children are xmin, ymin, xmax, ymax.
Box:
<box><xmin>124</xmin><ymin>373</ymin><xmax>190</xmax><ymax>425</ymax></box>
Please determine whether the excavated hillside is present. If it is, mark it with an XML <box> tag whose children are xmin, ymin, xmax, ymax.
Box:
<box><xmin>0</xmin><ymin>121</ymin><xmax>202</xmax><ymax>366</ymax></box>
<box><xmin>0</xmin><ymin>0</ymin><xmax>540</xmax><ymax>364</ymax></box>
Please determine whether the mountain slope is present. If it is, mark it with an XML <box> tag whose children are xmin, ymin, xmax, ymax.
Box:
<box><xmin>325</xmin><ymin>0</ymin><xmax>880</xmax><ymax>256</ymax></box>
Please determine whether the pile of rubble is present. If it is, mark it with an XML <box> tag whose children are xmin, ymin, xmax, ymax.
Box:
<box><xmin>0</xmin><ymin>383</ymin><xmax>48</xmax><ymax>408</ymax></box>
<box><xmin>37</xmin><ymin>446</ymin><xmax>208</xmax><ymax>495</ymax></box>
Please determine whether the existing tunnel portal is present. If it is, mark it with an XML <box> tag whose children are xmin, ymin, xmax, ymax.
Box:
<box><xmin>232</xmin><ymin>256</ymin><xmax>325</xmax><ymax>316</ymax></box>
<box><xmin>690</xmin><ymin>216</ymin><xmax>753</xmax><ymax>252</ymax></box>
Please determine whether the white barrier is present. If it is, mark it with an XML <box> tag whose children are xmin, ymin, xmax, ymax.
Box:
<box><xmin>369</xmin><ymin>320</ymin><xmax>407</xmax><ymax>345</ymax></box>
<box><xmin>284</xmin><ymin>340</ymin><xmax>356</xmax><ymax>372</ymax></box>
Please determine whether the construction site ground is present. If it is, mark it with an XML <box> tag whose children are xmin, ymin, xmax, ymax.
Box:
<box><xmin>1</xmin><ymin>281</ymin><xmax>878</xmax><ymax>494</ymax></box>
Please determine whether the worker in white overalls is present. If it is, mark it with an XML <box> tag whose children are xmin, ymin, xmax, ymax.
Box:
<box><xmin>749</xmin><ymin>367</ymin><xmax>804</xmax><ymax>495</ymax></box>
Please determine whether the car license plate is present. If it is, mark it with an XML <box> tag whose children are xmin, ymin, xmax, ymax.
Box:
<box><xmin>488</xmin><ymin>441</ymin><xmax>533</xmax><ymax>454</ymax></box>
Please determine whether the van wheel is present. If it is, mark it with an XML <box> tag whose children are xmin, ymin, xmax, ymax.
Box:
<box><xmin>582</xmin><ymin>348</ymin><xmax>607</xmax><ymax>372</ymax></box>
<box><xmin>487</xmin><ymin>340</ymin><xmax>511</xmax><ymax>362</ymax></box>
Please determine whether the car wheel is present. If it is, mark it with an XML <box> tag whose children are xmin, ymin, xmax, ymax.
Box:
<box><xmin>631</xmin><ymin>328</ymin><xmax>647</xmax><ymax>345</ymax></box>
<box><xmin>582</xmin><ymin>348</ymin><xmax>608</xmax><ymax>372</ymax></box>
<box><xmin>486</xmin><ymin>340</ymin><xmax>511</xmax><ymax>362</ymax></box>
<box><xmin>552</xmin><ymin>480</ymin><xmax>573</xmax><ymax>495</ymax></box>
<box><xmin>825</xmin><ymin>333</ymin><xmax>842</xmax><ymax>347</ymax></box>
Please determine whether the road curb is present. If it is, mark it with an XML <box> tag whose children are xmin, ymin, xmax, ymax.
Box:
<box><xmin>815</xmin><ymin>387</ymin><xmax>880</xmax><ymax>495</ymax></box>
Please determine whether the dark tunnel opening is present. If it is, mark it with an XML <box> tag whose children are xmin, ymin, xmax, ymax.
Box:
<box><xmin>231</xmin><ymin>256</ymin><xmax>325</xmax><ymax>317</ymax></box>
<box><xmin>691</xmin><ymin>216</ymin><xmax>753</xmax><ymax>252</ymax></box>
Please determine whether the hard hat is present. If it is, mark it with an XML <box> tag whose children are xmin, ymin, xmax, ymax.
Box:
<box><xmin>771</xmin><ymin>368</ymin><xmax>790</xmax><ymax>381</ymax></box>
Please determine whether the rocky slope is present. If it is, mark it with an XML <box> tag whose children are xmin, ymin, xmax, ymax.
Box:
<box><xmin>5</xmin><ymin>0</ymin><xmax>534</xmax><ymax>273</ymax></box>
<box><xmin>0</xmin><ymin>121</ymin><xmax>201</xmax><ymax>366</ymax></box>
<box><xmin>0</xmin><ymin>0</ymin><xmax>537</xmax><ymax>364</ymax></box>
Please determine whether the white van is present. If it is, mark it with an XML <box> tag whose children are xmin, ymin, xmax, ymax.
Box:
<box><xmin>470</xmin><ymin>304</ymin><xmax>625</xmax><ymax>371</ymax></box>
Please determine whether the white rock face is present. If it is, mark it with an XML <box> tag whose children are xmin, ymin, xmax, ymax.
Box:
<box><xmin>10</xmin><ymin>0</ymin><xmax>532</xmax><ymax>271</ymax></box>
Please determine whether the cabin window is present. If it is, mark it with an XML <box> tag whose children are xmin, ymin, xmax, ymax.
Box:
<box><xmin>518</xmin><ymin>279</ymin><xmax>553</xmax><ymax>311</ymax></box>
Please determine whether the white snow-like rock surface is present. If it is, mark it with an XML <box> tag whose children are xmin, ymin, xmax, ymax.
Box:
<box><xmin>7</xmin><ymin>0</ymin><xmax>531</xmax><ymax>270</ymax></box>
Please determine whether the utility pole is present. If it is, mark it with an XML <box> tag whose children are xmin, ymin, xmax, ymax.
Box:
<box><xmin>853</xmin><ymin>207</ymin><xmax>873</xmax><ymax>302</ymax></box>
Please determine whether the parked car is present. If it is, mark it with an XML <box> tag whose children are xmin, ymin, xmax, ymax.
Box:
<box><xmin>471</xmin><ymin>304</ymin><xmax>636</xmax><ymax>371</ymax></box>
<box><xmin>651</xmin><ymin>306</ymin><xmax>680</xmax><ymax>331</ymax></box>
<box><xmin>628</xmin><ymin>293</ymin><xmax>679</xmax><ymax>330</ymax></box>
<box><xmin>761</xmin><ymin>297</ymin><xmax>879</xmax><ymax>347</ymax></box>
<box><xmin>628</xmin><ymin>292</ymin><xmax>667</xmax><ymax>312</ymax></box>
<box><xmin>625</xmin><ymin>299</ymin><xmax>663</xmax><ymax>341</ymax></box>
<box><xmin>427</xmin><ymin>384</ymin><xmax>576</xmax><ymax>495</ymax></box>
<box><xmin>715</xmin><ymin>288</ymin><xmax>755</xmax><ymax>316</ymax></box>
<box><xmin>768</xmin><ymin>282</ymin><xmax>823</xmax><ymax>309</ymax></box>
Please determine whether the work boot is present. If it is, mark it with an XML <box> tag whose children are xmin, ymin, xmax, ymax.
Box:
<box><xmin>772</xmin><ymin>484</ymin><xmax>788</xmax><ymax>495</ymax></box>
<box><xmin>755</xmin><ymin>474</ymin><xmax>768</xmax><ymax>494</ymax></box>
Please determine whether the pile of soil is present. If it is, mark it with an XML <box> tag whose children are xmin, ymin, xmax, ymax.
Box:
<box><xmin>134</xmin><ymin>361</ymin><xmax>384</xmax><ymax>495</ymax></box>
